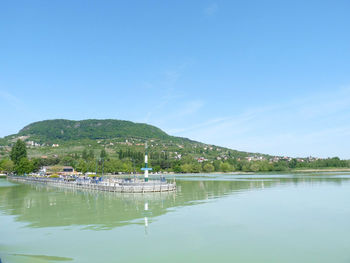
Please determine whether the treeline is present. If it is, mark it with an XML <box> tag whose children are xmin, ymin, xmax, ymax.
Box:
<box><xmin>17</xmin><ymin>119</ymin><xmax>170</xmax><ymax>142</ymax></box>
<box><xmin>1</xmin><ymin>141</ymin><xmax>350</xmax><ymax>175</ymax></box>
<box><xmin>0</xmin><ymin>140</ymin><xmax>62</xmax><ymax>175</ymax></box>
<box><xmin>292</xmin><ymin>157</ymin><xmax>349</xmax><ymax>169</ymax></box>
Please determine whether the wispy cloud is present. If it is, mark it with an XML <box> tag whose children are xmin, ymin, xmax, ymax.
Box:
<box><xmin>175</xmin><ymin>100</ymin><xmax>204</xmax><ymax>118</ymax></box>
<box><xmin>171</xmin><ymin>86</ymin><xmax>350</xmax><ymax>158</ymax></box>
<box><xmin>0</xmin><ymin>90</ymin><xmax>22</xmax><ymax>110</ymax></box>
<box><xmin>144</xmin><ymin>87</ymin><xmax>181</xmax><ymax>123</ymax></box>
<box><xmin>204</xmin><ymin>3</ymin><xmax>219</xmax><ymax>16</ymax></box>
<box><xmin>141</xmin><ymin>61</ymin><xmax>195</xmax><ymax>123</ymax></box>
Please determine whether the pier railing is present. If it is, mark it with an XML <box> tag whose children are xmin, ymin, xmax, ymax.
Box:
<box><xmin>8</xmin><ymin>176</ymin><xmax>176</xmax><ymax>193</ymax></box>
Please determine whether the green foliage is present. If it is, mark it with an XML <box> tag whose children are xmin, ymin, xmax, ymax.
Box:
<box><xmin>2</xmin><ymin>120</ymin><xmax>350</xmax><ymax>175</ymax></box>
<box><xmin>17</xmin><ymin>119</ymin><xmax>171</xmax><ymax>142</ymax></box>
<box><xmin>118</xmin><ymin>149</ymin><xmax>144</xmax><ymax>162</ymax></box>
<box><xmin>289</xmin><ymin>158</ymin><xmax>297</xmax><ymax>168</ymax></box>
<box><xmin>76</xmin><ymin>160</ymin><xmax>88</xmax><ymax>174</ymax></box>
<box><xmin>100</xmin><ymin>149</ymin><xmax>107</xmax><ymax>159</ymax></box>
<box><xmin>203</xmin><ymin>163</ymin><xmax>214</xmax><ymax>173</ymax></box>
<box><xmin>82</xmin><ymin>149</ymin><xmax>88</xmax><ymax>160</ymax></box>
<box><xmin>220</xmin><ymin>162</ymin><xmax>233</xmax><ymax>172</ymax></box>
<box><xmin>180</xmin><ymin>164</ymin><xmax>192</xmax><ymax>173</ymax></box>
<box><xmin>10</xmin><ymin>139</ymin><xmax>27</xmax><ymax>165</ymax></box>
<box><xmin>88</xmin><ymin>174</ymin><xmax>101</xmax><ymax>177</ymax></box>
<box><xmin>32</xmin><ymin>157</ymin><xmax>60</xmax><ymax>168</ymax></box>
<box><xmin>272</xmin><ymin>161</ymin><xmax>288</xmax><ymax>171</ymax></box>
<box><xmin>60</xmin><ymin>156</ymin><xmax>75</xmax><ymax>167</ymax></box>
<box><xmin>294</xmin><ymin>157</ymin><xmax>349</xmax><ymax>169</ymax></box>
<box><xmin>14</xmin><ymin>158</ymin><xmax>34</xmax><ymax>175</ymax></box>
<box><xmin>88</xmin><ymin>149</ymin><xmax>94</xmax><ymax>159</ymax></box>
<box><xmin>173</xmin><ymin>164</ymin><xmax>182</xmax><ymax>173</ymax></box>
<box><xmin>213</xmin><ymin>160</ymin><xmax>221</xmax><ymax>172</ymax></box>
<box><xmin>0</xmin><ymin>159</ymin><xmax>14</xmax><ymax>173</ymax></box>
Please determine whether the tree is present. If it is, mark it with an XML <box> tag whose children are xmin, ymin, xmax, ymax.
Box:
<box><xmin>0</xmin><ymin>159</ymin><xmax>14</xmax><ymax>173</ymax></box>
<box><xmin>249</xmin><ymin>162</ymin><xmax>260</xmax><ymax>172</ymax></box>
<box><xmin>180</xmin><ymin>163</ymin><xmax>192</xmax><ymax>173</ymax></box>
<box><xmin>60</xmin><ymin>156</ymin><xmax>75</xmax><ymax>167</ymax></box>
<box><xmin>76</xmin><ymin>160</ymin><xmax>88</xmax><ymax>174</ymax></box>
<box><xmin>203</xmin><ymin>163</ymin><xmax>214</xmax><ymax>173</ymax></box>
<box><xmin>190</xmin><ymin>163</ymin><xmax>202</xmax><ymax>173</ymax></box>
<box><xmin>213</xmin><ymin>160</ymin><xmax>221</xmax><ymax>172</ymax></box>
<box><xmin>173</xmin><ymin>164</ymin><xmax>182</xmax><ymax>173</ymax></box>
<box><xmin>100</xmin><ymin>149</ymin><xmax>107</xmax><ymax>159</ymax></box>
<box><xmin>82</xmin><ymin>149</ymin><xmax>88</xmax><ymax>160</ymax></box>
<box><xmin>10</xmin><ymin>139</ymin><xmax>27</xmax><ymax>165</ymax></box>
<box><xmin>31</xmin><ymin>158</ymin><xmax>41</xmax><ymax>172</ymax></box>
<box><xmin>220</xmin><ymin>162</ymin><xmax>233</xmax><ymax>172</ymax></box>
<box><xmin>289</xmin><ymin>158</ymin><xmax>297</xmax><ymax>169</ymax></box>
<box><xmin>88</xmin><ymin>149</ymin><xmax>94</xmax><ymax>160</ymax></box>
<box><xmin>15</xmin><ymin>158</ymin><xmax>34</xmax><ymax>175</ymax></box>
<box><xmin>273</xmin><ymin>161</ymin><xmax>288</xmax><ymax>171</ymax></box>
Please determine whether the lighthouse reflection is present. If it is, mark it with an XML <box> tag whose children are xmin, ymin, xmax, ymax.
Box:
<box><xmin>144</xmin><ymin>201</ymin><xmax>149</xmax><ymax>234</ymax></box>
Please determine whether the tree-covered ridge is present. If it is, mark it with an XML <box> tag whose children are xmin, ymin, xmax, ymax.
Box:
<box><xmin>0</xmin><ymin>119</ymin><xmax>275</xmax><ymax>174</ymax></box>
<box><xmin>17</xmin><ymin>119</ymin><xmax>172</xmax><ymax>142</ymax></box>
<box><xmin>0</xmin><ymin>119</ymin><xmax>349</xmax><ymax>175</ymax></box>
<box><xmin>0</xmin><ymin>119</ymin><xmax>261</xmax><ymax>162</ymax></box>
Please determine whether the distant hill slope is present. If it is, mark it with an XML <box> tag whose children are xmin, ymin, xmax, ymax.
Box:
<box><xmin>16</xmin><ymin>119</ymin><xmax>173</xmax><ymax>142</ymax></box>
<box><xmin>0</xmin><ymin>119</ymin><xmax>267</xmax><ymax>160</ymax></box>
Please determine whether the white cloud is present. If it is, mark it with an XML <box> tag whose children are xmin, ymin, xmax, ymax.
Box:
<box><xmin>170</xmin><ymin>86</ymin><xmax>350</xmax><ymax>158</ymax></box>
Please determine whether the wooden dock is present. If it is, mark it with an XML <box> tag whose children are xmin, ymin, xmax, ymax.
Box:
<box><xmin>8</xmin><ymin>176</ymin><xmax>176</xmax><ymax>193</ymax></box>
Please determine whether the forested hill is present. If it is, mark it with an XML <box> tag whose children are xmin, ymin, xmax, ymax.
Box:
<box><xmin>16</xmin><ymin>119</ymin><xmax>174</xmax><ymax>142</ymax></box>
<box><xmin>0</xmin><ymin>119</ymin><xmax>265</xmax><ymax>163</ymax></box>
<box><xmin>2</xmin><ymin>119</ymin><xmax>346</xmax><ymax>174</ymax></box>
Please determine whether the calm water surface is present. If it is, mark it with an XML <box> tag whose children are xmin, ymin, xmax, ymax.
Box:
<box><xmin>1</xmin><ymin>173</ymin><xmax>350</xmax><ymax>263</ymax></box>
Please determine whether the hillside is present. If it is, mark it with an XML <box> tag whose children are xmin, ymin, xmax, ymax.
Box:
<box><xmin>17</xmin><ymin>119</ymin><xmax>172</xmax><ymax>142</ymax></box>
<box><xmin>0</xmin><ymin>119</ymin><xmax>262</xmax><ymax>159</ymax></box>
<box><xmin>1</xmin><ymin>119</ymin><xmax>347</xmax><ymax>173</ymax></box>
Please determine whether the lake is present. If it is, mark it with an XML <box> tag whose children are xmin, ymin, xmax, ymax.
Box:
<box><xmin>1</xmin><ymin>173</ymin><xmax>350</xmax><ymax>263</ymax></box>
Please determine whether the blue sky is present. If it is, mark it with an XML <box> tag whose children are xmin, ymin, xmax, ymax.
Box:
<box><xmin>1</xmin><ymin>0</ymin><xmax>350</xmax><ymax>158</ymax></box>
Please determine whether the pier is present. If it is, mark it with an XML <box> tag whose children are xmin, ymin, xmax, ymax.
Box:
<box><xmin>8</xmin><ymin>143</ymin><xmax>176</xmax><ymax>193</ymax></box>
<box><xmin>8</xmin><ymin>176</ymin><xmax>176</xmax><ymax>193</ymax></box>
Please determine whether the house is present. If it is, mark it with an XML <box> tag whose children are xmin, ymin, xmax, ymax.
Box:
<box><xmin>197</xmin><ymin>157</ymin><xmax>208</xmax><ymax>163</ymax></box>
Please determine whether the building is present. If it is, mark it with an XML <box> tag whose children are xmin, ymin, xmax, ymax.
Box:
<box><xmin>40</xmin><ymin>166</ymin><xmax>76</xmax><ymax>176</ymax></box>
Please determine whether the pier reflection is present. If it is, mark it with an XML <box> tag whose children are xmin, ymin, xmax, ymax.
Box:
<box><xmin>0</xmin><ymin>173</ymin><xmax>349</xmax><ymax>230</ymax></box>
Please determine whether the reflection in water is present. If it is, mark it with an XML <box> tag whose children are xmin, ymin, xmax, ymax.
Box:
<box><xmin>12</xmin><ymin>254</ymin><xmax>73</xmax><ymax>262</ymax></box>
<box><xmin>144</xmin><ymin>201</ymin><xmax>149</xmax><ymax>234</ymax></box>
<box><xmin>0</xmin><ymin>174</ymin><xmax>350</xmax><ymax>230</ymax></box>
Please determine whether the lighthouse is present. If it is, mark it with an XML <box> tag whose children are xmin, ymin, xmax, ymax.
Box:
<box><xmin>141</xmin><ymin>142</ymin><xmax>152</xmax><ymax>182</ymax></box>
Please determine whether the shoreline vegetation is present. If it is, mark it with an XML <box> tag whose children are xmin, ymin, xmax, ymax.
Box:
<box><xmin>1</xmin><ymin>139</ymin><xmax>349</xmax><ymax>176</ymax></box>
<box><xmin>2</xmin><ymin>168</ymin><xmax>350</xmax><ymax>179</ymax></box>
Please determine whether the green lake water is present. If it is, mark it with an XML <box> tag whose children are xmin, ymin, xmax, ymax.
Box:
<box><xmin>1</xmin><ymin>173</ymin><xmax>350</xmax><ymax>263</ymax></box>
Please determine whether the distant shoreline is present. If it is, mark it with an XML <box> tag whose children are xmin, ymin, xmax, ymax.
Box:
<box><xmin>291</xmin><ymin>168</ymin><xmax>350</xmax><ymax>172</ymax></box>
<box><xmin>1</xmin><ymin>168</ymin><xmax>349</xmax><ymax>179</ymax></box>
<box><xmin>168</xmin><ymin>168</ymin><xmax>350</xmax><ymax>175</ymax></box>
